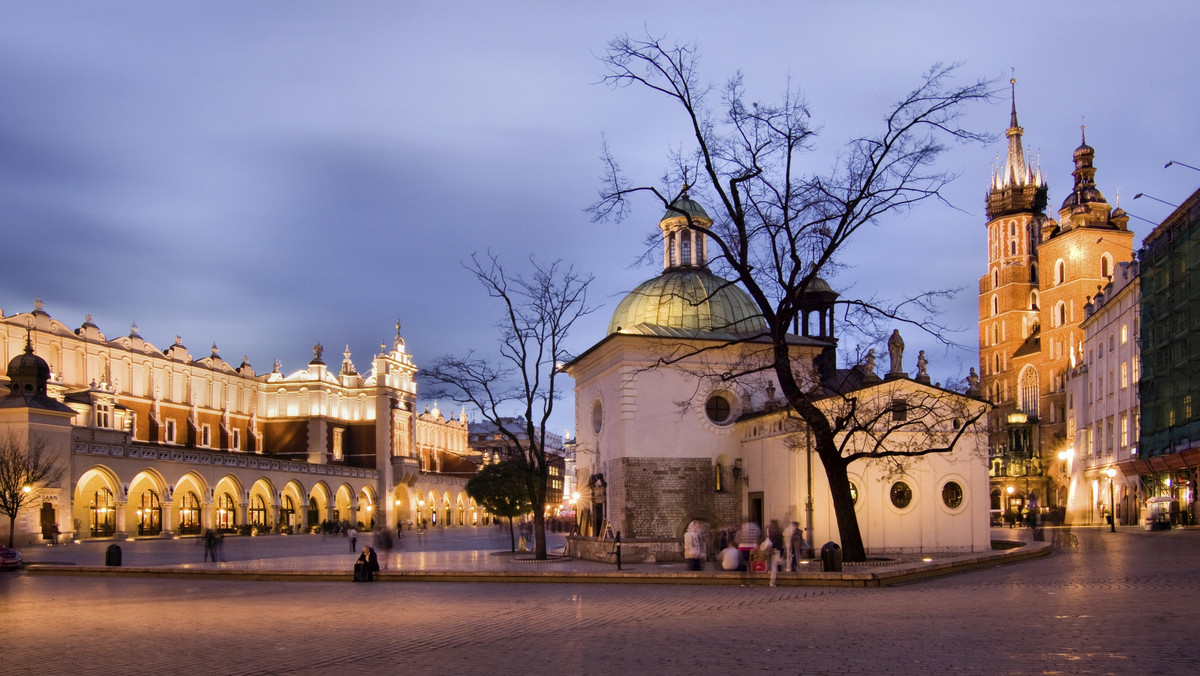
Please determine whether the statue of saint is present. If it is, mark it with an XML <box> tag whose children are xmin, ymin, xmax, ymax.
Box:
<box><xmin>887</xmin><ymin>330</ymin><xmax>905</xmax><ymax>375</ymax></box>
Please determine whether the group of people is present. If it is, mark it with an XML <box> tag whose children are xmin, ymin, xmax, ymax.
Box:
<box><xmin>685</xmin><ymin>519</ymin><xmax>810</xmax><ymax>583</ymax></box>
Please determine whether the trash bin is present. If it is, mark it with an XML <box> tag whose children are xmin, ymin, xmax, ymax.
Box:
<box><xmin>820</xmin><ymin>542</ymin><xmax>842</xmax><ymax>572</ymax></box>
<box><xmin>105</xmin><ymin>544</ymin><xmax>122</xmax><ymax>567</ymax></box>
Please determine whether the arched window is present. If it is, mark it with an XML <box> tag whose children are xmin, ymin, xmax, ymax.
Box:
<box><xmin>992</xmin><ymin>269</ymin><xmax>999</xmax><ymax>288</ymax></box>
<box><xmin>1010</xmin><ymin>239</ymin><xmax>1017</xmax><ymax>256</ymax></box>
<box><xmin>1100</xmin><ymin>253</ymin><xmax>1113</xmax><ymax>280</ymax></box>
<box><xmin>249</xmin><ymin>494</ymin><xmax>268</xmax><ymax>528</ymax></box>
<box><xmin>667</xmin><ymin>232</ymin><xmax>677</xmax><ymax>267</ymax></box>
<box><xmin>680</xmin><ymin>234</ymin><xmax>692</xmax><ymax>267</ymax></box>
<box><xmin>991</xmin><ymin>295</ymin><xmax>999</xmax><ymax>317</ymax></box>
<box><xmin>1055</xmin><ymin>260</ymin><xmax>1066</xmax><ymax>285</ymax></box>
<box><xmin>178</xmin><ymin>491</ymin><xmax>201</xmax><ymax>534</ymax></box>
<box><xmin>1030</xmin><ymin>263</ymin><xmax>1038</xmax><ymax>283</ymax></box>
<box><xmin>137</xmin><ymin>490</ymin><xmax>162</xmax><ymax>536</ymax></box>
<box><xmin>90</xmin><ymin>487</ymin><xmax>116</xmax><ymax>537</ymax></box>
<box><xmin>280</xmin><ymin>495</ymin><xmax>295</xmax><ymax>530</ymax></box>
<box><xmin>216</xmin><ymin>492</ymin><xmax>236</xmax><ymax>531</ymax></box>
<box><xmin>1056</xmin><ymin>301</ymin><xmax>1067</xmax><ymax>327</ymax></box>
<box><xmin>1019</xmin><ymin>366</ymin><xmax>1040</xmax><ymax>418</ymax></box>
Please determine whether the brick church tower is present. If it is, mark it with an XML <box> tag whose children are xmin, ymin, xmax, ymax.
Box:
<box><xmin>979</xmin><ymin>80</ymin><xmax>1134</xmax><ymax>513</ymax></box>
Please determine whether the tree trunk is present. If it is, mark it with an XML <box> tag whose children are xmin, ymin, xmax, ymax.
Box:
<box><xmin>6</xmin><ymin>513</ymin><xmax>16</xmax><ymax>548</ymax></box>
<box><xmin>775</xmin><ymin>343</ymin><xmax>868</xmax><ymax>561</ymax></box>
<box><xmin>532</xmin><ymin>503</ymin><xmax>547</xmax><ymax>559</ymax></box>
<box><xmin>817</xmin><ymin>449</ymin><xmax>866</xmax><ymax>561</ymax></box>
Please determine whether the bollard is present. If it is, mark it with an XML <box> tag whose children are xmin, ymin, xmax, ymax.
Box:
<box><xmin>615</xmin><ymin>531</ymin><xmax>622</xmax><ymax>570</ymax></box>
<box><xmin>105</xmin><ymin>544</ymin><xmax>122</xmax><ymax>567</ymax></box>
<box><xmin>820</xmin><ymin>541</ymin><xmax>841</xmax><ymax>572</ymax></box>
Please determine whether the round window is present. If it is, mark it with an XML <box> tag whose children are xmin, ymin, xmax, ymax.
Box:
<box><xmin>890</xmin><ymin>481</ymin><xmax>913</xmax><ymax>509</ymax></box>
<box><xmin>849</xmin><ymin>481</ymin><xmax>859</xmax><ymax>505</ymax></box>
<box><xmin>942</xmin><ymin>481</ymin><xmax>964</xmax><ymax>509</ymax></box>
<box><xmin>591</xmin><ymin>400</ymin><xmax>603</xmax><ymax>434</ymax></box>
<box><xmin>705</xmin><ymin>393</ymin><xmax>732</xmax><ymax>424</ymax></box>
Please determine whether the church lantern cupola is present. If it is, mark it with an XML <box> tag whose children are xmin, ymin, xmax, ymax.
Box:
<box><xmin>660</xmin><ymin>187</ymin><xmax>712</xmax><ymax>271</ymax></box>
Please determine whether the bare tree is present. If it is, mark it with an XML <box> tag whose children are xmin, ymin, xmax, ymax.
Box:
<box><xmin>0</xmin><ymin>434</ymin><xmax>65</xmax><ymax>548</ymax></box>
<box><xmin>423</xmin><ymin>253</ymin><xmax>594</xmax><ymax>559</ymax></box>
<box><xmin>590</xmin><ymin>34</ymin><xmax>993</xmax><ymax>561</ymax></box>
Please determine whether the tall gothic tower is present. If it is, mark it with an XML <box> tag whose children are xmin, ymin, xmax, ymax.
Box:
<box><xmin>979</xmin><ymin>80</ymin><xmax>1048</xmax><ymax>468</ymax></box>
<box><xmin>979</xmin><ymin>81</ymin><xmax>1134</xmax><ymax>511</ymax></box>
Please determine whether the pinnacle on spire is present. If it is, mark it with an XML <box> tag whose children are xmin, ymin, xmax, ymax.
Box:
<box><xmin>1009</xmin><ymin>77</ymin><xmax>1018</xmax><ymax>128</ymax></box>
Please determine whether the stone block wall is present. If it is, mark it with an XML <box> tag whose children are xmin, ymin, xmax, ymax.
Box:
<box><xmin>607</xmin><ymin>456</ymin><xmax>743</xmax><ymax>539</ymax></box>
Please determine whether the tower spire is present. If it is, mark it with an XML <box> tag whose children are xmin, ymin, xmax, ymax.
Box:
<box><xmin>1009</xmin><ymin>75</ymin><xmax>1019</xmax><ymax>128</ymax></box>
<box><xmin>1003</xmin><ymin>77</ymin><xmax>1028</xmax><ymax>188</ymax></box>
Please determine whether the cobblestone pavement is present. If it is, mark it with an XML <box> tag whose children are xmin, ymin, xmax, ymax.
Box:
<box><xmin>4</xmin><ymin>526</ymin><xmax>1199</xmax><ymax>675</ymax></box>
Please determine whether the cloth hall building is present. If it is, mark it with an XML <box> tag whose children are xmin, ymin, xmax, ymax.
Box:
<box><xmin>0</xmin><ymin>300</ymin><xmax>475</xmax><ymax>546</ymax></box>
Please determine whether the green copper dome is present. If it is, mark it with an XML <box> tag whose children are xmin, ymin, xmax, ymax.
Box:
<box><xmin>661</xmin><ymin>196</ymin><xmax>710</xmax><ymax>224</ymax></box>
<box><xmin>608</xmin><ymin>268</ymin><xmax>766</xmax><ymax>337</ymax></box>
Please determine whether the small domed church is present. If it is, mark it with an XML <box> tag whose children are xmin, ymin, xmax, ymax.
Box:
<box><xmin>564</xmin><ymin>195</ymin><xmax>991</xmax><ymax>561</ymax></box>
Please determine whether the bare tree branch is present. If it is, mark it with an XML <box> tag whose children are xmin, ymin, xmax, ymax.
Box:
<box><xmin>422</xmin><ymin>253</ymin><xmax>594</xmax><ymax>559</ymax></box>
<box><xmin>591</xmin><ymin>33</ymin><xmax>995</xmax><ymax>561</ymax></box>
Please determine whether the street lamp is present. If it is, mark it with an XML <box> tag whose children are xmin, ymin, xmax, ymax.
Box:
<box><xmin>1165</xmin><ymin>160</ymin><xmax>1200</xmax><ymax>173</ymax></box>
<box><xmin>1133</xmin><ymin>193</ymin><xmax>1179</xmax><ymax>209</ymax></box>
<box><xmin>1105</xmin><ymin>467</ymin><xmax>1117</xmax><ymax>532</ymax></box>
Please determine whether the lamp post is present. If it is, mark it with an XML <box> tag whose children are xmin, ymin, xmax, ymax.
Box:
<box><xmin>1165</xmin><ymin>160</ymin><xmax>1200</xmax><ymax>173</ymax></box>
<box><xmin>1133</xmin><ymin>193</ymin><xmax>1180</xmax><ymax>209</ymax></box>
<box><xmin>1006</xmin><ymin>485</ymin><xmax>1015</xmax><ymax>527</ymax></box>
<box><xmin>1105</xmin><ymin>467</ymin><xmax>1117</xmax><ymax>532</ymax></box>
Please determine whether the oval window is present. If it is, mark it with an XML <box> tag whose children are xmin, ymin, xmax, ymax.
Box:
<box><xmin>705</xmin><ymin>394</ymin><xmax>732</xmax><ymax>424</ymax></box>
<box><xmin>942</xmin><ymin>481</ymin><xmax>964</xmax><ymax>509</ymax></box>
<box><xmin>591</xmin><ymin>400</ymin><xmax>603</xmax><ymax>434</ymax></box>
<box><xmin>849</xmin><ymin>481</ymin><xmax>859</xmax><ymax>505</ymax></box>
<box><xmin>890</xmin><ymin>481</ymin><xmax>913</xmax><ymax>509</ymax></box>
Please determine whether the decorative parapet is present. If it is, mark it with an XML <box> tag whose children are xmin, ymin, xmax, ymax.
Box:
<box><xmin>71</xmin><ymin>435</ymin><xmax>378</xmax><ymax>480</ymax></box>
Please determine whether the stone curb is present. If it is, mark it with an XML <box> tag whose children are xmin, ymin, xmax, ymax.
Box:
<box><xmin>25</xmin><ymin>540</ymin><xmax>1050</xmax><ymax>587</ymax></box>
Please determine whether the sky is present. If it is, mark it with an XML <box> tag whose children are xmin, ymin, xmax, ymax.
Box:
<box><xmin>3</xmin><ymin>1</ymin><xmax>1198</xmax><ymax>437</ymax></box>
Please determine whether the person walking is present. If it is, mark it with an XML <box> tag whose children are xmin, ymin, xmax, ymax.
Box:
<box><xmin>203</xmin><ymin>529</ymin><xmax>216</xmax><ymax>563</ymax></box>
<box><xmin>684</xmin><ymin>520</ymin><xmax>706</xmax><ymax>571</ymax></box>
<box><xmin>375</xmin><ymin>527</ymin><xmax>393</xmax><ymax>570</ymax></box>
<box><xmin>766</xmin><ymin>519</ymin><xmax>784</xmax><ymax>586</ymax></box>
<box><xmin>348</xmin><ymin>526</ymin><xmax>357</xmax><ymax>552</ymax></box>
<box><xmin>788</xmin><ymin>521</ymin><xmax>806</xmax><ymax>572</ymax></box>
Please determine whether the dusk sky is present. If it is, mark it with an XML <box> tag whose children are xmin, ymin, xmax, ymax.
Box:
<box><xmin>3</xmin><ymin>1</ymin><xmax>1198</xmax><ymax>436</ymax></box>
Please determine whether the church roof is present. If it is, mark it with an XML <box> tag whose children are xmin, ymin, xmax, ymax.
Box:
<box><xmin>661</xmin><ymin>195</ymin><xmax>711</xmax><ymax>223</ymax></box>
<box><xmin>608</xmin><ymin>268</ymin><xmax>767</xmax><ymax>338</ymax></box>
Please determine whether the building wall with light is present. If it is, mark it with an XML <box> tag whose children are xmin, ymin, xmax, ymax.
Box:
<box><xmin>1065</xmin><ymin>258</ymin><xmax>1141</xmax><ymax>526</ymax></box>
<box><xmin>0</xmin><ymin>301</ymin><xmax>474</xmax><ymax>546</ymax></box>
<box><xmin>979</xmin><ymin>90</ymin><xmax>1135</xmax><ymax>516</ymax></box>
<box><xmin>1137</xmin><ymin>186</ymin><xmax>1200</xmax><ymax>526</ymax></box>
